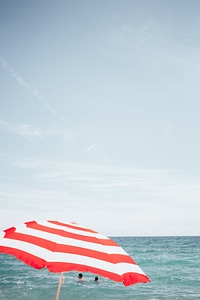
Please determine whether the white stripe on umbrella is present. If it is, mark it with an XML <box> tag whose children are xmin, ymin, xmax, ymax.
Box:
<box><xmin>7</xmin><ymin>227</ymin><xmax>127</xmax><ymax>255</ymax></box>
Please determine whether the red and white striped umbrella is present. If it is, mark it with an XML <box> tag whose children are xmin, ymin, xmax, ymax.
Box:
<box><xmin>0</xmin><ymin>220</ymin><xmax>150</xmax><ymax>299</ymax></box>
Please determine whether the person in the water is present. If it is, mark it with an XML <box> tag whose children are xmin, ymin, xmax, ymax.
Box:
<box><xmin>94</xmin><ymin>276</ymin><xmax>101</xmax><ymax>283</ymax></box>
<box><xmin>77</xmin><ymin>273</ymin><xmax>84</xmax><ymax>281</ymax></box>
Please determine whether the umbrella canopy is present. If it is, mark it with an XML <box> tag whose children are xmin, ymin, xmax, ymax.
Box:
<box><xmin>0</xmin><ymin>220</ymin><xmax>150</xmax><ymax>296</ymax></box>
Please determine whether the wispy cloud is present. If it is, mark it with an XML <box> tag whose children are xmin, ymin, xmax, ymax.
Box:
<box><xmin>110</xmin><ymin>22</ymin><xmax>155</xmax><ymax>49</ymax></box>
<box><xmin>1</xmin><ymin>157</ymin><xmax>200</xmax><ymax>235</ymax></box>
<box><xmin>10</xmin><ymin>157</ymin><xmax>200</xmax><ymax>200</ymax></box>
<box><xmin>0</xmin><ymin>119</ymin><xmax>57</xmax><ymax>139</ymax></box>
<box><xmin>5</xmin><ymin>158</ymin><xmax>200</xmax><ymax>217</ymax></box>
<box><xmin>0</xmin><ymin>56</ymin><xmax>67</xmax><ymax>124</ymax></box>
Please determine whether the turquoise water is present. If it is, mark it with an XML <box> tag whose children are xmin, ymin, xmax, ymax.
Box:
<box><xmin>0</xmin><ymin>236</ymin><xmax>199</xmax><ymax>299</ymax></box>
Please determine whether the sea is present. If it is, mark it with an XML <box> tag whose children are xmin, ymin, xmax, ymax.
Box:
<box><xmin>0</xmin><ymin>236</ymin><xmax>199</xmax><ymax>300</ymax></box>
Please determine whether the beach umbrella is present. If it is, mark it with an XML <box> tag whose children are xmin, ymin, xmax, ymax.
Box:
<box><xmin>0</xmin><ymin>220</ymin><xmax>150</xmax><ymax>299</ymax></box>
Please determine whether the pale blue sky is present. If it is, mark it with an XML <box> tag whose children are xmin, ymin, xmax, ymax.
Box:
<box><xmin>0</xmin><ymin>0</ymin><xmax>200</xmax><ymax>236</ymax></box>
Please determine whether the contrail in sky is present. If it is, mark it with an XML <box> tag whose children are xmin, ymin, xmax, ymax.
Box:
<box><xmin>1</xmin><ymin>56</ymin><xmax>113</xmax><ymax>166</ymax></box>
<box><xmin>85</xmin><ymin>144</ymin><xmax>113</xmax><ymax>166</ymax></box>
<box><xmin>0</xmin><ymin>56</ymin><xmax>67</xmax><ymax>124</ymax></box>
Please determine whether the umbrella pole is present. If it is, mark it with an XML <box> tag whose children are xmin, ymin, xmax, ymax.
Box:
<box><xmin>55</xmin><ymin>272</ymin><xmax>64</xmax><ymax>300</ymax></box>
